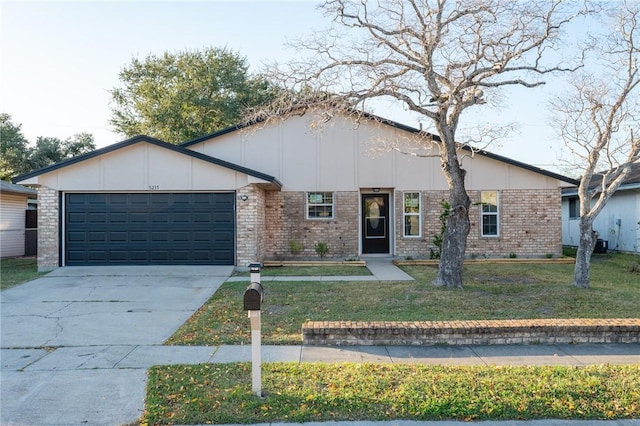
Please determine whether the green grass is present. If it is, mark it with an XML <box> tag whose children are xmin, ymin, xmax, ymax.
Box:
<box><xmin>143</xmin><ymin>363</ymin><xmax>640</xmax><ymax>424</ymax></box>
<box><xmin>166</xmin><ymin>253</ymin><xmax>640</xmax><ymax>345</ymax></box>
<box><xmin>233</xmin><ymin>265</ymin><xmax>371</xmax><ymax>277</ymax></box>
<box><xmin>0</xmin><ymin>257</ymin><xmax>45</xmax><ymax>290</ymax></box>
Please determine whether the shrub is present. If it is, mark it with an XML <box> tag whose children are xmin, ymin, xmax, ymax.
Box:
<box><xmin>430</xmin><ymin>200</ymin><xmax>450</xmax><ymax>259</ymax></box>
<box><xmin>289</xmin><ymin>240</ymin><xmax>303</xmax><ymax>256</ymax></box>
<box><xmin>315</xmin><ymin>242</ymin><xmax>329</xmax><ymax>259</ymax></box>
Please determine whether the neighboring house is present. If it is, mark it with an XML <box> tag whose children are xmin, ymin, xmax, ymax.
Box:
<box><xmin>562</xmin><ymin>161</ymin><xmax>640</xmax><ymax>254</ymax></box>
<box><xmin>14</xmin><ymin>110</ymin><xmax>577</xmax><ymax>271</ymax></box>
<box><xmin>0</xmin><ymin>180</ymin><xmax>37</xmax><ymax>258</ymax></box>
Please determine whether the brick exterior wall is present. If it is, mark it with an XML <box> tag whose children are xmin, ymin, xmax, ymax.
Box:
<box><xmin>37</xmin><ymin>186</ymin><xmax>59</xmax><ymax>271</ymax></box>
<box><xmin>36</xmin><ymin>185</ymin><xmax>562</xmax><ymax>269</ymax></box>
<box><xmin>264</xmin><ymin>190</ymin><xmax>285</xmax><ymax>257</ymax></box>
<box><xmin>395</xmin><ymin>190</ymin><xmax>448</xmax><ymax>259</ymax></box>
<box><xmin>467</xmin><ymin>189</ymin><xmax>562</xmax><ymax>258</ymax></box>
<box><xmin>236</xmin><ymin>185</ymin><xmax>267</xmax><ymax>267</ymax></box>
<box><xmin>265</xmin><ymin>191</ymin><xmax>360</xmax><ymax>260</ymax></box>
<box><xmin>395</xmin><ymin>189</ymin><xmax>562</xmax><ymax>259</ymax></box>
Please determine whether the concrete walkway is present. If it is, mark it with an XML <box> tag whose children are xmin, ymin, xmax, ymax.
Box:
<box><xmin>227</xmin><ymin>257</ymin><xmax>415</xmax><ymax>282</ymax></box>
<box><xmin>5</xmin><ymin>342</ymin><xmax>638</xmax><ymax>371</ymax></box>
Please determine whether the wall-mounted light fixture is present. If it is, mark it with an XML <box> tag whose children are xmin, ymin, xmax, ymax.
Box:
<box><xmin>372</xmin><ymin>188</ymin><xmax>380</xmax><ymax>193</ymax></box>
<box><xmin>240</xmin><ymin>194</ymin><xmax>249</xmax><ymax>201</ymax></box>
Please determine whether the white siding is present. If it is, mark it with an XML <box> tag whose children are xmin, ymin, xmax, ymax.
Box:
<box><xmin>562</xmin><ymin>197</ymin><xmax>581</xmax><ymax>247</ymax></box>
<box><xmin>190</xmin><ymin>112</ymin><xmax>566</xmax><ymax>192</ymax></box>
<box><xmin>593</xmin><ymin>190</ymin><xmax>640</xmax><ymax>253</ymax></box>
<box><xmin>562</xmin><ymin>189</ymin><xmax>640</xmax><ymax>253</ymax></box>
<box><xmin>0</xmin><ymin>194</ymin><xmax>27</xmax><ymax>257</ymax></box>
<box><xmin>22</xmin><ymin>142</ymin><xmax>252</xmax><ymax>191</ymax></box>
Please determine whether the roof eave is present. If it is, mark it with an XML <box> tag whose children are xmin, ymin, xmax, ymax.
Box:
<box><xmin>563</xmin><ymin>182</ymin><xmax>640</xmax><ymax>197</ymax></box>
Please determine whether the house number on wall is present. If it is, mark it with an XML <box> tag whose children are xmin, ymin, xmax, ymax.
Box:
<box><xmin>148</xmin><ymin>185</ymin><xmax>159</xmax><ymax>190</ymax></box>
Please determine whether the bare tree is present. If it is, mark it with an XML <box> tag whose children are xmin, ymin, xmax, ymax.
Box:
<box><xmin>551</xmin><ymin>1</ymin><xmax>640</xmax><ymax>288</ymax></box>
<box><xmin>256</xmin><ymin>0</ymin><xmax>588</xmax><ymax>288</ymax></box>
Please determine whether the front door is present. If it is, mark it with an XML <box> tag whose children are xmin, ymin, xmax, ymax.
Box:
<box><xmin>361</xmin><ymin>193</ymin><xmax>390</xmax><ymax>254</ymax></box>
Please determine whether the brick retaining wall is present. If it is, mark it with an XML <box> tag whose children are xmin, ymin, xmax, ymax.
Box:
<box><xmin>302</xmin><ymin>319</ymin><xmax>640</xmax><ymax>346</ymax></box>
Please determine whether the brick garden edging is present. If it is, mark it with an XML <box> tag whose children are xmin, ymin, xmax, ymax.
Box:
<box><xmin>302</xmin><ymin>319</ymin><xmax>640</xmax><ymax>346</ymax></box>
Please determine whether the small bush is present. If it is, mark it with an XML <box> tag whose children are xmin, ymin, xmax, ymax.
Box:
<box><xmin>289</xmin><ymin>240</ymin><xmax>303</xmax><ymax>255</ymax></box>
<box><xmin>509</xmin><ymin>252</ymin><xmax>517</xmax><ymax>259</ymax></box>
<box><xmin>315</xmin><ymin>242</ymin><xmax>329</xmax><ymax>259</ymax></box>
<box><xmin>430</xmin><ymin>200</ymin><xmax>450</xmax><ymax>259</ymax></box>
<box><xmin>545</xmin><ymin>253</ymin><xmax>554</xmax><ymax>259</ymax></box>
<box><xmin>628</xmin><ymin>261</ymin><xmax>640</xmax><ymax>274</ymax></box>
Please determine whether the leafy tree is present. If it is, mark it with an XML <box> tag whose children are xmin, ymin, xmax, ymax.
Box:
<box><xmin>256</xmin><ymin>0</ymin><xmax>590</xmax><ymax>288</ymax></box>
<box><xmin>29</xmin><ymin>133</ymin><xmax>96</xmax><ymax>170</ymax></box>
<box><xmin>550</xmin><ymin>1</ymin><xmax>640</xmax><ymax>288</ymax></box>
<box><xmin>0</xmin><ymin>113</ymin><xmax>31</xmax><ymax>181</ymax></box>
<box><xmin>0</xmin><ymin>114</ymin><xmax>95</xmax><ymax>180</ymax></box>
<box><xmin>109</xmin><ymin>47</ymin><xmax>279</xmax><ymax>144</ymax></box>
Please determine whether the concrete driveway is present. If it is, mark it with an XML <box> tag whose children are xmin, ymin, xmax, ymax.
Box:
<box><xmin>1</xmin><ymin>265</ymin><xmax>233</xmax><ymax>426</ymax></box>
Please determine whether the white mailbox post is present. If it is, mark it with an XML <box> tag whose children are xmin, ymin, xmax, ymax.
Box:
<box><xmin>244</xmin><ymin>263</ymin><xmax>264</xmax><ymax>397</ymax></box>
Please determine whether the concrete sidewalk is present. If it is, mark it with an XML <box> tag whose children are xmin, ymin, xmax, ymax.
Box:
<box><xmin>4</xmin><ymin>342</ymin><xmax>639</xmax><ymax>372</ymax></box>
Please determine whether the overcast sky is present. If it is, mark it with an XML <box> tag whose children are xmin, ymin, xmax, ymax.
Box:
<box><xmin>2</xmin><ymin>0</ymin><xmax>581</xmax><ymax>172</ymax></box>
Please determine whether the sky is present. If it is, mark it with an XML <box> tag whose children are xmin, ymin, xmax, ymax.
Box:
<box><xmin>1</xmin><ymin>0</ymin><xmax>576</xmax><ymax>173</ymax></box>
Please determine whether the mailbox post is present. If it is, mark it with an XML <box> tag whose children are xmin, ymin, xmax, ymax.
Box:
<box><xmin>244</xmin><ymin>263</ymin><xmax>264</xmax><ymax>397</ymax></box>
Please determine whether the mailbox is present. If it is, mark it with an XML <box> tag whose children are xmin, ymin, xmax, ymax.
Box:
<box><xmin>244</xmin><ymin>282</ymin><xmax>264</xmax><ymax>311</ymax></box>
<box><xmin>249</xmin><ymin>262</ymin><xmax>262</xmax><ymax>273</ymax></box>
<box><xmin>245</xmin><ymin>262</ymin><xmax>264</xmax><ymax>396</ymax></box>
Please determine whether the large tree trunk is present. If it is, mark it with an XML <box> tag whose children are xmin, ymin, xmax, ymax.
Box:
<box><xmin>573</xmin><ymin>218</ymin><xmax>597</xmax><ymax>288</ymax></box>
<box><xmin>433</xmin><ymin>154</ymin><xmax>471</xmax><ymax>288</ymax></box>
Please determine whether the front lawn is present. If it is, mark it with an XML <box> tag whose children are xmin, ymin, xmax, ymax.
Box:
<box><xmin>0</xmin><ymin>257</ymin><xmax>45</xmax><ymax>290</ymax></box>
<box><xmin>167</xmin><ymin>253</ymin><xmax>640</xmax><ymax>346</ymax></box>
<box><xmin>143</xmin><ymin>363</ymin><xmax>640</xmax><ymax>424</ymax></box>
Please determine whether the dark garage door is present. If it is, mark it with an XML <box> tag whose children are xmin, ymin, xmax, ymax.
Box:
<box><xmin>64</xmin><ymin>193</ymin><xmax>235</xmax><ymax>265</ymax></box>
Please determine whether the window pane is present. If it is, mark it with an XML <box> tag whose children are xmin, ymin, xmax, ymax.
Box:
<box><xmin>569</xmin><ymin>198</ymin><xmax>579</xmax><ymax>219</ymax></box>
<box><xmin>403</xmin><ymin>192</ymin><xmax>421</xmax><ymax>237</ymax></box>
<box><xmin>482</xmin><ymin>203</ymin><xmax>497</xmax><ymax>213</ymax></box>
<box><xmin>307</xmin><ymin>192</ymin><xmax>334</xmax><ymax>219</ymax></box>
<box><xmin>404</xmin><ymin>215</ymin><xmax>420</xmax><ymax>236</ymax></box>
<box><xmin>308</xmin><ymin>205</ymin><xmax>332</xmax><ymax>218</ymax></box>
<box><xmin>481</xmin><ymin>191</ymin><xmax>497</xmax><ymax>212</ymax></box>
<box><xmin>308</xmin><ymin>192</ymin><xmax>332</xmax><ymax>204</ymax></box>
<box><xmin>482</xmin><ymin>215</ymin><xmax>497</xmax><ymax>236</ymax></box>
<box><xmin>404</xmin><ymin>193</ymin><xmax>420</xmax><ymax>213</ymax></box>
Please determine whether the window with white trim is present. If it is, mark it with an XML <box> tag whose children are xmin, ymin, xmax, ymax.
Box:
<box><xmin>403</xmin><ymin>192</ymin><xmax>421</xmax><ymax>237</ymax></box>
<box><xmin>306</xmin><ymin>192</ymin><xmax>334</xmax><ymax>219</ymax></box>
<box><xmin>481</xmin><ymin>191</ymin><xmax>499</xmax><ymax>237</ymax></box>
